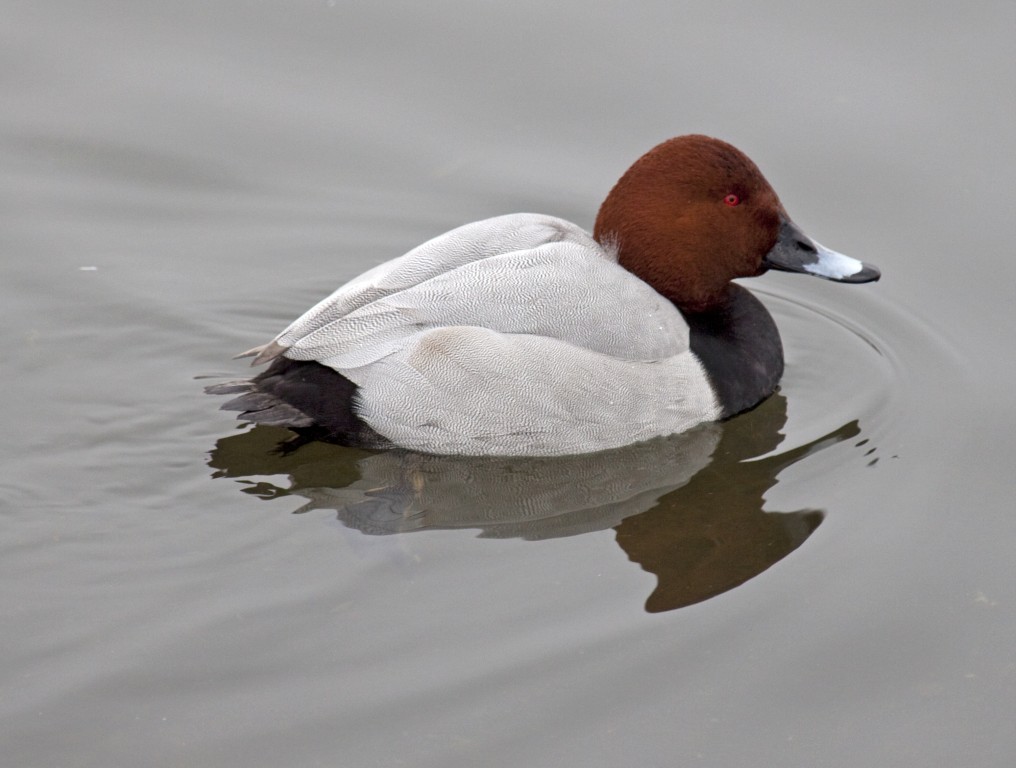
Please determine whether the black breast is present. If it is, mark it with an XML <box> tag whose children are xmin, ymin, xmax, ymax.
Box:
<box><xmin>686</xmin><ymin>284</ymin><xmax>784</xmax><ymax>419</ymax></box>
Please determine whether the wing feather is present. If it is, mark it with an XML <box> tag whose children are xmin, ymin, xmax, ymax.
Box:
<box><xmin>271</xmin><ymin>216</ymin><xmax>688</xmax><ymax>372</ymax></box>
<box><xmin>269</xmin><ymin>213</ymin><xmax>602</xmax><ymax>352</ymax></box>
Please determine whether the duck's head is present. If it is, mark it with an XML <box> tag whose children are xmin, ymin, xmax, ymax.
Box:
<box><xmin>593</xmin><ymin>135</ymin><xmax>880</xmax><ymax>313</ymax></box>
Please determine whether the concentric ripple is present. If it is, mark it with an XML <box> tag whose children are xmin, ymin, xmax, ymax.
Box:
<box><xmin>753</xmin><ymin>279</ymin><xmax>963</xmax><ymax>457</ymax></box>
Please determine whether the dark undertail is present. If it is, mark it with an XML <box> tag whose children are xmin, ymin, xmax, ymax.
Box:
<box><xmin>686</xmin><ymin>284</ymin><xmax>784</xmax><ymax>419</ymax></box>
<box><xmin>205</xmin><ymin>357</ymin><xmax>391</xmax><ymax>449</ymax></box>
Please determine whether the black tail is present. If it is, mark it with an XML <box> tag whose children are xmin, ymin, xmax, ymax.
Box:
<box><xmin>206</xmin><ymin>358</ymin><xmax>389</xmax><ymax>449</ymax></box>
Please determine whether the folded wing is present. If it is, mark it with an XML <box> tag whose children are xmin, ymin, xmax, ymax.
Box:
<box><xmin>258</xmin><ymin>213</ymin><xmax>688</xmax><ymax>376</ymax></box>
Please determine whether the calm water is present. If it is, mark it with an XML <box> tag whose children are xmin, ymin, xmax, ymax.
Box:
<box><xmin>3</xmin><ymin>2</ymin><xmax>1015</xmax><ymax>766</ymax></box>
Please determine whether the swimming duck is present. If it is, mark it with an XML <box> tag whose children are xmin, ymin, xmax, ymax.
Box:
<box><xmin>208</xmin><ymin>134</ymin><xmax>880</xmax><ymax>456</ymax></box>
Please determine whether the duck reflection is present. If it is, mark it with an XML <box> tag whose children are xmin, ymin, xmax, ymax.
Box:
<box><xmin>208</xmin><ymin>394</ymin><xmax>858</xmax><ymax>613</ymax></box>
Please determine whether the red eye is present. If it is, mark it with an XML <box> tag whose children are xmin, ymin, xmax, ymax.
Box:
<box><xmin>724</xmin><ymin>193</ymin><xmax>740</xmax><ymax>207</ymax></box>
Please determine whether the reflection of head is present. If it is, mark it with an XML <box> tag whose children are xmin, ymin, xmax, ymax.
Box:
<box><xmin>616</xmin><ymin>395</ymin><xmax>855</xmax><ymax>612</ymax></box>
<box><xmin>617</xmin><ymin>498</ymin><xmax>823</xmax><ymax>613</ymax></box>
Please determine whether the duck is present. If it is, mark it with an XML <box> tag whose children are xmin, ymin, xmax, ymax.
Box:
<box><xmin>208</xmin><ymin>134</ymin><xmax>880</xmax><ymax>457</ymax></box>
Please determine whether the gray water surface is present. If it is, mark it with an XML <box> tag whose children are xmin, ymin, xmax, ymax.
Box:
<box><xmin>3</xmin><ymin>2</ymin><xmax>1015</xmax><ymax>767</ymax></box>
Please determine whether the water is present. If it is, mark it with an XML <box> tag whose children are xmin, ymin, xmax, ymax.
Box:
<box><xmin>3</xmin><ymin>2</ymin><xmax>1014</xmax><ymax>766</ymax></box>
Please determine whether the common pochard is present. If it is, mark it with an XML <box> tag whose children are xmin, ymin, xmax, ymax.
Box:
<box><xmin>209</xmin><ymin>135</ymin><xmax>880</xmax><ymax>456</ymax></box>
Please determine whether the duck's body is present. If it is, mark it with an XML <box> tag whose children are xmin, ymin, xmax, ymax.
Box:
<box><xmin>209</xmin><ymin>135</ymin><xmax>879</xmax><ymax>456</ymax></box>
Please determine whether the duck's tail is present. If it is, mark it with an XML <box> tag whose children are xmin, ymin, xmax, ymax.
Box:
<box><xmin>205</xmin><ymin>357</ymin><xmax>390</xmax><ymax>449</ymax></box>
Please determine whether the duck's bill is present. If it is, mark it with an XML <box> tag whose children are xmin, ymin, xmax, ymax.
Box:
<box><xmin>763</xmin><ymin>216</ymin><xmax>880</xmax><ymax>283</ymax></box>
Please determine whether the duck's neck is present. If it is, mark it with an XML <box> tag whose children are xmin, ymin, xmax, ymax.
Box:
<box><xmin>684</xmin><ymin>284</ymin><xmax>784</xmax><ymax>419</ymax></box>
